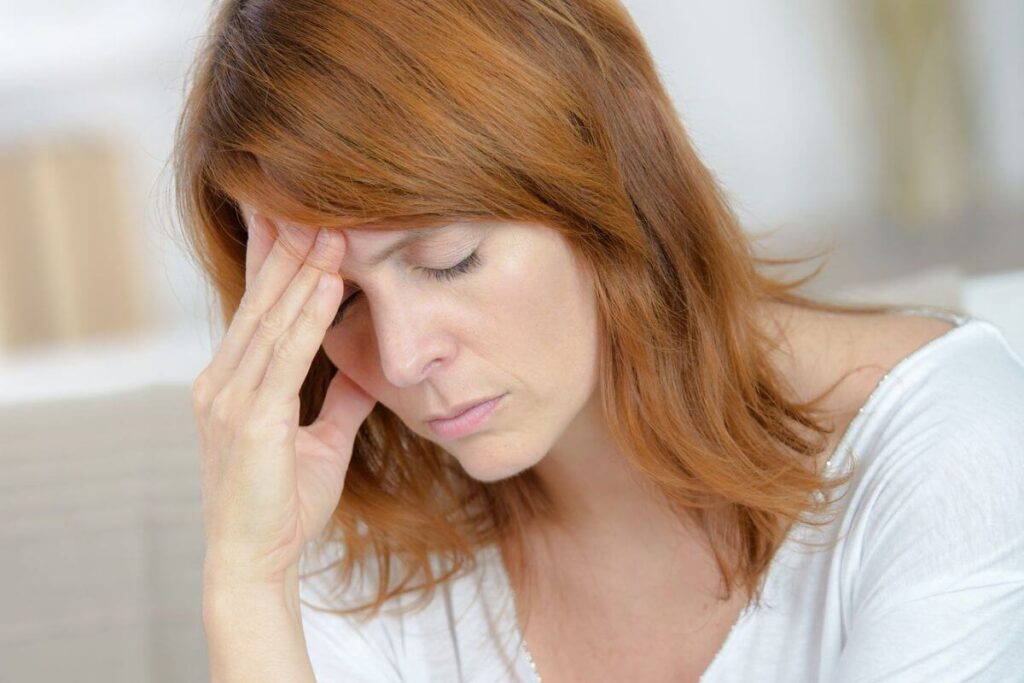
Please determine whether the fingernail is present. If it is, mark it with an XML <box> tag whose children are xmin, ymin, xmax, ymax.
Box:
<box><xmin>317</xmin><ymin>228</ymin><xmax>335</xmax><ymax>247</ymax></box>
<box><xmin>279</xmin><ymin>222</ymin><xmax>305</xmax><ymax>239</ymax></box>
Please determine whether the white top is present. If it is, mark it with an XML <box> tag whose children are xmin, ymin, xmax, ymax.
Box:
<box><xmin>298</xmin><ymin>311</ymin><xmax>1024</xmax><ymax>682</ymax></box>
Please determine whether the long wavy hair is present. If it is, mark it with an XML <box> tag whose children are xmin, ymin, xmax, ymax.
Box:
<box><xmin>173</xmin><ymin>0</ymin><xmax>947</xmax><ymax>626</ymax></box>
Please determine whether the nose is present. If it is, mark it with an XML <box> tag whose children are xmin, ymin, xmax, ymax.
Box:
<box><xmin>371</xmin><ymin>291</ymin><xmax>453</xmax><ymax>388</ymax></box>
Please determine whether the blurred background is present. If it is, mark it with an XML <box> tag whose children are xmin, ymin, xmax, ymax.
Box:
<box><xmin>1</xmin><ymin>1</ymin><xmax>1021</xmax><ymax>681</ymax></box>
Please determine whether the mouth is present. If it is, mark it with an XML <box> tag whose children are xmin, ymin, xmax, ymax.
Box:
<box><xmin>426</xmin><ymin>393</ymin><xmax>506</xmax><ymax>439</ymax></box>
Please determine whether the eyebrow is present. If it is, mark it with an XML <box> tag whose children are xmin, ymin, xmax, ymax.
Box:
<box><xmin>356</xmin><ymin>226</ymin><xmax>445</xmax><ymax>269</ymax></box>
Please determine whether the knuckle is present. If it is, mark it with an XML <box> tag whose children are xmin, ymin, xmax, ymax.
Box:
<box><xmin>207</xmin><ymin>392</ymin><xmax>237</xmax><ymax>428</ymax></box>
<box><xmin>256</xmin><ymin>309</ymin><xmax>287</xmax><ymax>341</ymax></box>
<box><xmin>191</xmin><ymin>372</ymin><xmax>214</xmax><ymax>408</ymax></box>
<box><xmin>235</xmin><ymin>293</ymin><xmax>262</xmax><ymax>321</ymax></box>
<box><xmin>315</xmin><ymin>230</ymin><xmax>344</xmax><ymax>258</ymax></box>
<box><xmin>271</xmin><ymin>335</ymin><xmax>296</xmax><ymax>365</ymax></box>
<box><xmin>296</xmin><ymin>299</ymin><xmax>321</xmax><ymax>329</ymax></box>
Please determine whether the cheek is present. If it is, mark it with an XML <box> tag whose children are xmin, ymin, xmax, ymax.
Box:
<box><xmin>321</xmin><ymin>322</ymin><xmax>381</xmax><ymax>397</ymax></box>
<box><xmin>483</xmin><ymin>233</ymin><xmax>599</xmax><ymax>398</ymax></box>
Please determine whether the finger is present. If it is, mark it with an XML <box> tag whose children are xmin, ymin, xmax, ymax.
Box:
<box><xmin>306</xmin><ymin>370</ymin><xmax>378</xmax><ymax>452</ymax></box>
<box><xmin>202</xmin><ymin>223</ymin><xmax>323</xmax><ymax>395</ymax></box>
<box><xmin>255</xmin><ymin>270</ymin><xmax>346</xmax><ymax>409</ymax></box>
<box><xmin>225</xmin><ymin>228</ymin><xmax>345</xmax><ymax>399</ymax></box>
<box><xmin>240</xmin><ymin>204</ymin><xmax>277</xmax><ymax>290</ymax></box>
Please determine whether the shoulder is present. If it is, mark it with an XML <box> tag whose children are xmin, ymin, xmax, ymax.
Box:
<box><xmin>840</xmin><ymin>313</ymin><xmax>1024</xmax><ymax>494</ymax></box>
<box><xmin>764</xmin><ymin>306</ymin><xmax>963</xmax><ymax>418</ymax></box>
<box><xmin>817</xmin><ymin>316</ymin><xmax>1024</xmax><ymax>679</ymax></box>
<box><xmin>813</xmin><ymin>309</ymin><xmax>1021</xmax><ymax>432</ymax></box>
<box><xmin>854</xmin><ymin>312</ymin><xmax>1024</xmax><ymax>438</ymax></box>
<box><xmin>832</xmin><ymin>315</ymin><xmax>1024</xmax><ymax>601</ymax></box>
<box><xmin>859</xmin><ymin>312</ymin><xmax>958</xmax><ymax>373</ymax></box>
<box><xmin>828</xmin><ymin>311</ymin><xmax>959</xmax><ymax>414</ymax></box>
<box><xmin>767</xmin><ymin>306</ymin><xmax>999</xmax><ymax>474</ymax></box>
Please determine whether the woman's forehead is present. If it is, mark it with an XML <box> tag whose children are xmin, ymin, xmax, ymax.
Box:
<box><xmin>235</xmin><ymin>199</ymin><xmax>490</xmax><ymax>271</ymax></box>
<box><xmin>342</xmin><ymin>226</ymin><xmax>447</xmax><ymax>267</ymax></box>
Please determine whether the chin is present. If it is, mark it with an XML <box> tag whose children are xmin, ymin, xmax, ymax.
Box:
<box><xmin>450</xmin><ymin>443</ymin><xmax>541</xmax><ymax>483</ymax></box>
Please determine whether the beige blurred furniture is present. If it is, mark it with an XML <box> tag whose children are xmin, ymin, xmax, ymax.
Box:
<box><xmin>0</xmin><ymin>135</ymin><xmax>150</xmax><ymax>353</ymax></box>
<box><xmin>0</xmin><ymin>385</ymin><xmax>206</xmax><ymax>683</ymax></box>
<box><xmin>0</xmin><ymin>267</ymin><xmax>1021</xmax><ymax>683</ymax></box>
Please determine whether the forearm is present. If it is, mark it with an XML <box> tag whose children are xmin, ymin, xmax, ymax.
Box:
<box><xmin>203</xmin><ymin>563</ymin><xmax>317</xmax><ymax>683</ymax></box>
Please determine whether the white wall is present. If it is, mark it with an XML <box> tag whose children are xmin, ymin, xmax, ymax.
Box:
<box><xmin>623</xmin><ymin>0</ymin><xmax>880</xmax><ymax>230</ymax></box>
<box><xmin>623</xmin><ymin>0</ymin><xmax>1023</xmax><ymax>229</ymax></box>
<box><xmin>956</xmin><ymin>0</ymin><xmax>1024</xmax><ymax>206</ymax></box>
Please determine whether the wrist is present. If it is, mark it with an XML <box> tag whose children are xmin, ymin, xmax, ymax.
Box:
<box><xmin>201</xmin><ymin>564</ymin><xmax>317</xmax><ymax>683</ymax></box>
<box><xmin>202</xmin><ymin>563</ymin><xmax>303</xmax><ymax>630</ymax></box>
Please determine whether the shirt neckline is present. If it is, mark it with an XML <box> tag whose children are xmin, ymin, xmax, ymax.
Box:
<box><xmin>490</xmin><ymin>307</ymin><xmax>978</xmax><ymax>682</ymax></box>
<box><xmin>818</xmin><ymin>307</ymin><xmax>973</xmax><ymax>481</ymax></box>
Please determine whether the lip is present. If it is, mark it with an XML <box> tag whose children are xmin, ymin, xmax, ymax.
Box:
<box><xmin>426</xmin><ymin>393</ymin><xmax>506</xmax><ymax>422</ymax></box>
<box><xmin>427</xmin><ymin>393</ymin><xmax>505</xmax><ymax>439</ymax></box>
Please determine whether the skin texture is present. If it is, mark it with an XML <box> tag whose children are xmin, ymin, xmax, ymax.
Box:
<box><xmin>321</xmin><ymin>219</ymin><xmax>602</xmax><ymax>486</ymax></box>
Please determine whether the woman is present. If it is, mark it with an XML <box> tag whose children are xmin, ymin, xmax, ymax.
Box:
<box><xmin>175</xmin><ymin>1</ymin><xmax>1024</xmax><ymax>681</ymax></box>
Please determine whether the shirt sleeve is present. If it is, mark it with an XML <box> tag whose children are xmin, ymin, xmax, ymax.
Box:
<box><xmin>832</xmin><ymin>410</ymin><xmax>1024</xmax><ymax>682</ymax></box>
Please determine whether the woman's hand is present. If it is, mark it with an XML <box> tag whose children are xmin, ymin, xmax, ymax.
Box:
<box><xmin>191</xmin><ymin>207</ymin><xmax>377</xmax><ymax>591</ymax></box>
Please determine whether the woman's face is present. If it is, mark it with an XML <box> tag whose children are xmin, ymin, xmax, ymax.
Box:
<box><xmin>320</xmin><ymin>219</ymin><xmax>600</xmax><ymax>482</ymax></box>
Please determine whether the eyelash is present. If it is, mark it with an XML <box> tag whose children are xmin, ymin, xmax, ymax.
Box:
<box><xmin>327</xmin><ymin>250</ymin><xmax>482</xmax><ymax>329</ymax></box>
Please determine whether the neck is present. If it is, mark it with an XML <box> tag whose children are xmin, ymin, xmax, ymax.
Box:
<box><xmin>528</xmin><ymin>388</ymin><xmax>693</xmax><ymax>559</ymax></box>
<box><xmin>522</xmin><ymin>301</ymin><xmax>817</xmax><ymax>559</ymax></box>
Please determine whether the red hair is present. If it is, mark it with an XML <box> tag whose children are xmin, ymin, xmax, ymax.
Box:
<box><xmin>173</xmin><ymin>0</ymin><xmax>944</xmax><ymax>623</ymax></box>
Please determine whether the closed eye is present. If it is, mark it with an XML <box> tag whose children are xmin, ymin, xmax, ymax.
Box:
<box><xmin>327</xmin><ymin>250</ymin><xmax>482</xmax><ymax>329</ymax></box>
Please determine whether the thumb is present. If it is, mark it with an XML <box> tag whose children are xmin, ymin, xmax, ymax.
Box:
<box><xmin>310</xmin><ymin>369</ymin><xmax>378</xmax><ymax>450</ymax></box>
